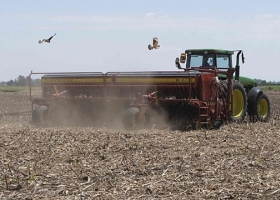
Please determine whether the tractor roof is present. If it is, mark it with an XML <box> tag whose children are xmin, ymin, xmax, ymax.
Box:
<box><xmin>185</xmin><ymin>49</ymin><xmax>234</xmax><ymax>55</ymax></box>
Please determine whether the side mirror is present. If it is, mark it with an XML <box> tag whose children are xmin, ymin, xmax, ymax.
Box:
<box><xmin>241</xmin><ymin>51</ymin><xmax>245</xmax><ymax>64</ymax></box>
<box><xmin>175</xmin><ymin>57</ymin><xmax>182</xmax><ymax>69</ymax></box>
<box><xmin>180</xmin><ymin>53</ymin><xmax>186</xmax><ymax>63</ymax></box>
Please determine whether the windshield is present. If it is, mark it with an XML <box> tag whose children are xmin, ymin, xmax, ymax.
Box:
<box><xmin>188</xmin><ymin>54</ymin><xmax>231</xmax><ymax>68</ymax></box>
<box><xmin>216</xmin><ymin>54</ymin><xmax>231</xmax><ymax>68</ymax></box>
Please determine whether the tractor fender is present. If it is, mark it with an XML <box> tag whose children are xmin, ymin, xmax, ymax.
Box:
<box><xmin>247</xmin><ymin>87</ymin><xmax>263</xmax><ymax>115</ymax></box>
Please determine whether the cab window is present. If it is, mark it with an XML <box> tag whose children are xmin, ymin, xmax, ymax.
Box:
<box><xmin>216</xmin><ymin>54</ymin><xmax>231</xmax><ymax>68</ymax></box>
<box><xmin>189</xmin><ymin>54</ymin><xmax>214</xmax><ymax>68</ymax></box>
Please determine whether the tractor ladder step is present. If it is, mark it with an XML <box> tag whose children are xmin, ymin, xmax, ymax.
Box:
<box><xmin>198</xmin><ymin>105</ymin><xmax>210</xmax><ymax>125</ymax></box>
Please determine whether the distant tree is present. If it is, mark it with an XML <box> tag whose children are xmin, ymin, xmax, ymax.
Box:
<box><xmin>7</xmin><ymin>80</ymin><xmax>14</xmax><ymax>85</ymax></box>
<box><xmin>33</xmin><ymin>79</ymin><xmax>41</xmax><ymax>86</ymax></box>
<box><xmin>14</xmin><ymin>79</ymin><xmax>18</xmax><ymax>86</ymax></box>
<box><xmin>18</xmin><ymin>75</ymin><xmax>27</xmax><ymax>86</ymax></box>
<box><xmin>261</xmin><ymin>80</ymin><xmax>267</xmax><ymax>84</ymax></box>
<box><xmin>0</xmin><ymin>81</ymin><xmax>7</xmax><ymax>85</ymax></box>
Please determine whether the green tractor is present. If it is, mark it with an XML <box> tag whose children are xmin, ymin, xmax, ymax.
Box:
<box><xmin>176</xmin><ymin>49</ymin><xmax>271</xmax><ymax>122</ymax></box>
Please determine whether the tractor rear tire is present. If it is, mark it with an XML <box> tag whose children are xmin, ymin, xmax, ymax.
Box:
<box><xmin>253</xmin><ymin>93</ymin><xmax>271</xmax><ymax>122</ymax></box>
<box><xmin>221</xmin><ymin>80</ymin><xmax>247</xmax><ymax>122</ymax></box>
<box><xmin>231</xmin><ymin>81</ymin><xmax>247</xmax><ymax>122</ymax></box>
<box><xmin>123</xmin><ymin>107</ymin><xmax>145</xmax><ymax>130</ymax></box>
<box><xmin>32</xmin><ymin>105</ymin><xmax>47</xmax><ymax>127</ymax></box>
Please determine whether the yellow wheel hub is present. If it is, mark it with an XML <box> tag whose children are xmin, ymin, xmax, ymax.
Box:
<box><xmin>232</xmin><ymin>89</ymin><xmax>244</xmax><ymax>117</ymax></box>
<box><xmin>258</xmin><ymin>98</ymin><xmax>268</xmax><ymax>118</ymax></box>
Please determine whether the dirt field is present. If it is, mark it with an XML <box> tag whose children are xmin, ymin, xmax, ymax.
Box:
<box><xmin>1</xmin><ymin>90</ymin><xmax>280</xmax><ymax>199</ymax></box>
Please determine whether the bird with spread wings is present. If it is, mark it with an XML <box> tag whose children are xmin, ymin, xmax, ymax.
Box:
<box><xmin>38</xmin><ymin>33</ymin><xmax>57</xmax><ymax>44</ymax></box>
<box><xmin>148</xmin><ymin>37</ymin><xmax>160</xmax><ymax>50</ymax></box>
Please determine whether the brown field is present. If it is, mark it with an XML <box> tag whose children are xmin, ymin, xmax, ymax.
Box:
<box><xmin>1</xmin><ymin>90</ymin><xmax>280</xmax><ymax>199</ymax></box>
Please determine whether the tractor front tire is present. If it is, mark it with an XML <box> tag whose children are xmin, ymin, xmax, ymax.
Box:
<box><xmin>253</xmin><ymin>93</ymin><xmax>271</xmax><ymax>122</ymax></box>
<box><xmin>123</xmin><ymin>107</ymin><xmax>145</xmax><ymax>130</ymax></box>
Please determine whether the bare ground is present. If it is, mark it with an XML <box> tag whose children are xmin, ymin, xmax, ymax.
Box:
<box><xmin>0</xmin><ymin>90</ymin><xmax>280</xmax><ymax>199</ymax></box>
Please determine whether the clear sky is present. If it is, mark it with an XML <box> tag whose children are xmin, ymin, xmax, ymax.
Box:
<box><xmin>1</xmin><ymin>0</ymin><xmax>280</xmax><ymax>82</ymax></box>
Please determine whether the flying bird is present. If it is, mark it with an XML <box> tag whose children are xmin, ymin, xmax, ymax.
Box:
<box><xmin>38</xmin><ymin>33</ymin><xmax>57</xmax><ymax>44</ymax></box>
<box><xmin>148</xmin><ymin>37</ymin><xmax>160</xmax><ymax>50</ymax></box>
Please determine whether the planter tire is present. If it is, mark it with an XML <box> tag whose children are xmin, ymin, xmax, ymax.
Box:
<box><xmin>123</xmin><ymin>107</ymin><xmax>145</xmax><ymax>130</ymax></box>
<box><xmin>32</xmin><ymin>105</ymin><xmax>47</xmax><ymax>127</ymax></box>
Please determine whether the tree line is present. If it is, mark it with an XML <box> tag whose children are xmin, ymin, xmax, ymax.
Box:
<box><xmin>0</xmin><ymin>75</ymin><xmax>41</xmax><ymax>86</ymax></box>
<box><xmin>254</xmin><ymin>79</ymin><xmax>280</xmax><ymax>85</ymax></box>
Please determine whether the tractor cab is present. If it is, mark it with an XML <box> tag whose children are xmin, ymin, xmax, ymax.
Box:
<box><xmin>175</xmin><ymin>48</ymin><xmax>247</xmax><ymax>85</ymax></box>
<box><xmin>176</xmin><ymin>48</ymin><xmax>258</xmax><ymax>92</ymax></box>
<box><xmin>176</xmin><ymin>49</ymin><xmax>234</xmax><ymax>69</ymax></box>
